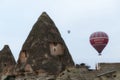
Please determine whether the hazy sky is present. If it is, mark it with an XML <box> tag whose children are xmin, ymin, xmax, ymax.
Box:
<box><xmin>0</xmin><ymin>0</ymin><xmax>120</xmax><ymax>68</ymax></box>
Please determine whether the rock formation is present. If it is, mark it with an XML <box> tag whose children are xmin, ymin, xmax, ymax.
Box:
<box><xmin>16</xmin><ymin>12</ymin><xmax>75</xmax><ymax>75</ymax></box>
<box><xmin>0</xmin><ymin>45</ymin><xmax>16</xmax><ymax>79</ymax></box>
<box><xmin>0</xmin><ymin>45</ymin><xmax>16</xmax><ymax>72</ymax></box>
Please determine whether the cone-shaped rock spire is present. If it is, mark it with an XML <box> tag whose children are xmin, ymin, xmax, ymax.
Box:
<box><xmin>16</xmin><ymin>12</ymin><xmax>74</xmax><ymax>74</ymax></box>
<box><xmin>0</xmin><ymin>45</ymin><xmax>16</xmax><ymax>73</ymax></box>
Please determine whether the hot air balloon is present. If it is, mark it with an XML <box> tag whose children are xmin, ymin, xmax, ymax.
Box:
<box><xmin>89</xmin><ymin>31</ymin><xmax>109</xmax><ymax>55</ymax></box>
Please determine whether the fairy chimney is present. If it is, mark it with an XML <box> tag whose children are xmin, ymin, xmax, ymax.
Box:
<box><xmin>0</xmin><ymin>45</ymin><xmax>16</xmax><ymax>73</ymax></box>
<box><xmin>16</xmin><ymin>12</ymin><xmax>74</xmax><ymax>74</ymax></box>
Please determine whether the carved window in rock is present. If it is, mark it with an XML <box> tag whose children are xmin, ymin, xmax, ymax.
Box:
<box><xmin>2</xmin><ymin>63</ymin><xmax>7</xmax><ymax>67</ymax></box>
<box><xmin>19</xmin><ymin>50</ymin><xmax>28</xmax><ymax>63</ymax></box>
<box><xmin>4</xmin><ymin>63</ymin><xmax>7</xmax><ymax>67</ymax></box>
<box><xmin>49</xmin><ymin>42</ymin><xmax>64</xmax><ymax>56</ymax></box>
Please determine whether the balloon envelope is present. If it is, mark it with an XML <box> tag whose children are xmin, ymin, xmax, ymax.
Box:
<box><xmin>90</xmin><ymin>31</ymin><xmax>109</xmax><ymax>55</ymax></box>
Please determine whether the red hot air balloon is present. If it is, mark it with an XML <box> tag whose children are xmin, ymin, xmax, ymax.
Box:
<box><xmin>90</xmin><ymin>31</ymin><xmax>109</xmax><ymax>55</ymax></box>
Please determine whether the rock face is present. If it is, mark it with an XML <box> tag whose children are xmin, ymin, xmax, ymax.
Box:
<box><xmin>0</xmin><ymin>45</ymin><xmax>16</xmax><ymax>75</ymax></box>
<box><xmin>16</xmin><ymin>12</ymin><xmax>74</xmax><ymax>75</ymax></box>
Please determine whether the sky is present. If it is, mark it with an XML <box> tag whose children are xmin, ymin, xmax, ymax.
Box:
<box><xmin>0</xmin><ymin>0</ymin><xmax>120</xmax><ymax>68</ymax></box>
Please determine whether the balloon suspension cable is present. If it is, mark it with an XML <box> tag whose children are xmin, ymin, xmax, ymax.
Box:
<box><xmin>98</xmin><ymin>53</ymin><xmax>102</xmax><ymax>56</ymax></box>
